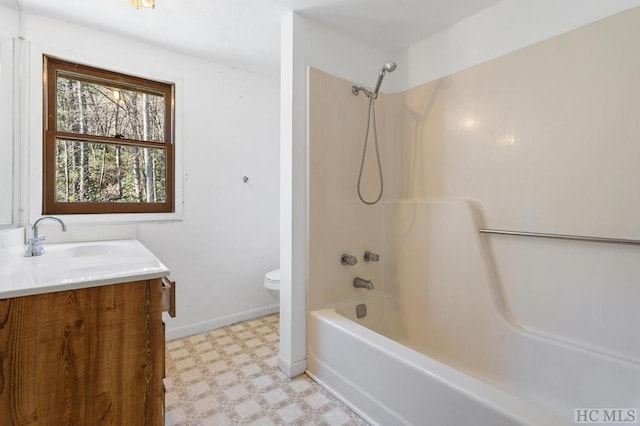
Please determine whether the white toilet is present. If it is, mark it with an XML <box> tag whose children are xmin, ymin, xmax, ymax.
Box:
<box><xmin>263</xmin><ymin>269</ymin><xmax>280</xmax><ymax>300</ymax></box>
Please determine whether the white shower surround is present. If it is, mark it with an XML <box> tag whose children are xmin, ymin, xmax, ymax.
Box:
<box><xmin>305</xmin><ymin>7</ymin><xmax>640</xmax><ymax>423</ymax></box>
<box><xmin>279</xmin><ymin>0</ymin><xmax>640</xmax><ymax>378</ymax></box>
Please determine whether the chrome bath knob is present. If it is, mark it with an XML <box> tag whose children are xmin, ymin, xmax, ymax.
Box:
<box><xmin>341</xmin><ymin>254</ymin><xmax>358</xmax><ymax>266</ymax></box>
<box><xmin>364</xmin><ymin>251</ymin><xmax>380</xmax><ymax>262</ymax></box>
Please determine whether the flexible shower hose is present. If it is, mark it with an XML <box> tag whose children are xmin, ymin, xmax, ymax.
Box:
<box><xmin>357</xmin><ymin>97</ymin><xmax>384</xmax><ymax>205</ymax></box>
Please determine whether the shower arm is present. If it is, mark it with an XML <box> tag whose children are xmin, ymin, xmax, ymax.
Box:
<box><xmin>352</xmin><ymin>85</ymin><xmax>375</xmax><ymax>99</ymax></box>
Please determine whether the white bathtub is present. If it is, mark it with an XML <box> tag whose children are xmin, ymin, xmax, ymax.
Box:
<box><xmin>308</xmin><ymin>295</ymin><xmax>640</xmax><ymax>425</ymax></box>
<box><xmin>308</xmin><ymin>299</ymin><xmax>563</xmax><ymax>425</ymax></box>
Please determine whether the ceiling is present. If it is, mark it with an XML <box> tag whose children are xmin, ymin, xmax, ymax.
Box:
<box><xmin>3</xmin><ymin>0</ymin><xmax>502</xmax><ymax>77</ymax></box>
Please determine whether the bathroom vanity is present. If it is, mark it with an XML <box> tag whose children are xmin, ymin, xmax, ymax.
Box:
<box><xmin>0</xmin><ymin>239</ymin><xmax>174</xmax><ymax>425</ymax></box>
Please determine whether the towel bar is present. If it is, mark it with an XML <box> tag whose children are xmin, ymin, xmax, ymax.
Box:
<box><xmin>478</xmin><ymin>228</ymin><xmax>640</xmax><ymax>246</ymax></box>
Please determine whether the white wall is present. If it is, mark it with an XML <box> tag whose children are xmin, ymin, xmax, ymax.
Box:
<box><xmin>0</xmin><ymin>5</ymin><xmax>19</xmax><ymax>226</ymax></box>
<box><xmin>0</xmin><ymin>5</ymin><xmax>17</xmax><ymax>41</ymax></box>
<box><xmin>18</xmin><ymin>12</ymin><xmax>280</xmax><ymax>338</ymax></box>
<box><xmin>391</xmin><ymin>0</ymin><xmax>640</xmax><ymax>92</ymax></box>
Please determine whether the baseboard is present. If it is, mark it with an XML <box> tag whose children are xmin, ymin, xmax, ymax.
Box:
<box><xmin>165</xmin><ymin>304</ymin><xmax>279</xmax><ymax>340</ymax></box>
<box><xmin>277</xmin><ymin>354</ymin><xmax>307</xmax><ymax>378</ymax></box>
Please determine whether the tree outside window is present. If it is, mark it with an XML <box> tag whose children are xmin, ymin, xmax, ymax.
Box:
<box><xmin>43</xmin><ymin>56</ymin><xmax>175</xmax><ymax>214</ymax></box>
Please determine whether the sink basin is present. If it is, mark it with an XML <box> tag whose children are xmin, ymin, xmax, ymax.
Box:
<box><xmin>0</xmin><ymin>240</ymin><xmax>169</xmax><ymax>298</ymax></box>
<box><xmin>45</xmin><ymin>242</ymin><xmax>123</xmax><ymax>259</ymax></box>
<box><xmin>48</xmin><ymin>244</ymin><xmax>115</xmax><ymax>258</ymax></box>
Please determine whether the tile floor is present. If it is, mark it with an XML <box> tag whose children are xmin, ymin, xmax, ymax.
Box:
<box><xmin>164</xmin><ymin>314</ymin><xmax>369</xmax><ymax>425</ymax></box>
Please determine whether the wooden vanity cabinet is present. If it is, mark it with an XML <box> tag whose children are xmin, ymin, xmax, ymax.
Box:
<box><xmin>0</xmin><ymin>278</ymin><xmax>168</xmax><ymax>425</ymax></box>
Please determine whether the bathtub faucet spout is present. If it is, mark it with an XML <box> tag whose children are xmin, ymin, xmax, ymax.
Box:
<box><xmin>353</xmin><ymin>277</ymin><xmax>374</xmax><ymax>290</ymax></box>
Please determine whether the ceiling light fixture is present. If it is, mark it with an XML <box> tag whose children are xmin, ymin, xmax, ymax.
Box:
<box><xmin>127</xmin><ymin>0</ymin><xmax>155</xmax><ymax>9</ymax></box>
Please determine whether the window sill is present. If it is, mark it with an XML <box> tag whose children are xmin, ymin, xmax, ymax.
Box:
<box><xmin>31</xmin><ymin>211</ymin><xmax>183</xmax><ymax>226</ymax></box>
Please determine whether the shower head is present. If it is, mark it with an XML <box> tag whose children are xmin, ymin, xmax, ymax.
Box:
<box><xmin>351</xmin><ymin>60</ymin><xmax>398</xmax><ymax>99</ymax></box>
<box><xmin>372</xmin><ymin>61</ymin><xmax>397</xmax><ymax>97</ymax></box>
<box><xmin>383</xmin><ymin>61</ymin><xmax>397</xmax><ymax>73</ymax></box>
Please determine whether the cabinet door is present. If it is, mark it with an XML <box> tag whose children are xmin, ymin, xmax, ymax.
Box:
<box><xmin>0</xmin><ymin>279</ymin><xmax>164</xmax><ymax>425</ymax></box>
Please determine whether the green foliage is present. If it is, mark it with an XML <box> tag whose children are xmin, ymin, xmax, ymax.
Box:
<box><xmin>54</xmin><ymin>77</ymin><xmax>167</xmax><ymax>203</ymax></box>
<box><xmin>55</xmin><ymin>141</ymin><xmax>166</xmax><ymax>203</ymax></box>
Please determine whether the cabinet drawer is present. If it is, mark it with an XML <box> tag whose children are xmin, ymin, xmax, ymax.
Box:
<box><xmin>161</xmin><ymin>277</ymin><xmax>176</xmax><ymax>318</ymax></box>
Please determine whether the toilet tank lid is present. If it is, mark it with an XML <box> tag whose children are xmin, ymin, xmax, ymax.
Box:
<box><xmin>265</xmin><ymin>269</ymin><xmax>280</xmax><ymax>283</ymax></box>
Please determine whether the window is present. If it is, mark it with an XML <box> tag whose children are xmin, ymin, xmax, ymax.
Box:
<box><xmin>43</xmin><ymin>56</ymin><xmax>174</xmax><ymax>214</ymax></box>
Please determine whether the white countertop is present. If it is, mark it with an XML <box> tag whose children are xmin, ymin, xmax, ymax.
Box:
<box><xmin>0</xmin><ymin>239</ymin><xmax>170</xmax><ymax>299</ymax></box>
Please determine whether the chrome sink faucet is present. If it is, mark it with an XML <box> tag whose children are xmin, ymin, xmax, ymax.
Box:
<box><xmin>25</xmin><ymin>216</ymin><xmax>67</xmax><ymax>257</ymax></box>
